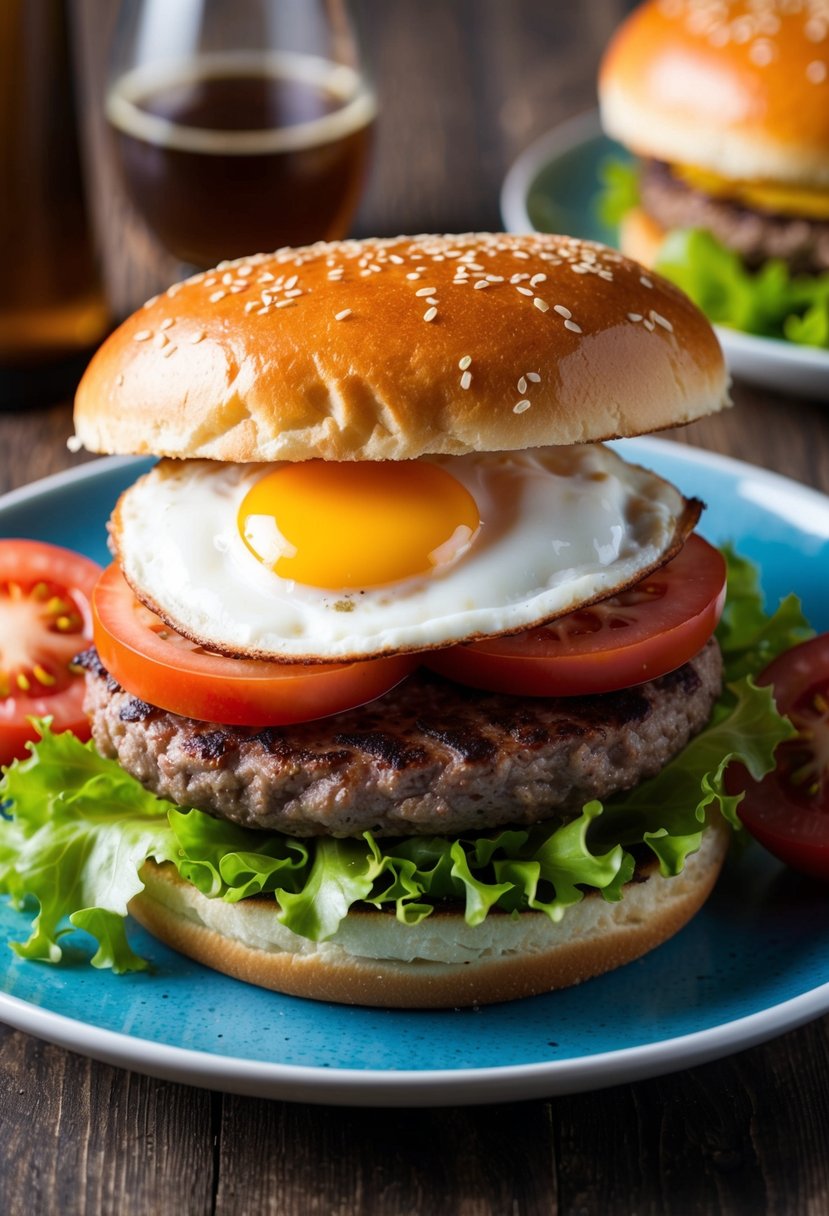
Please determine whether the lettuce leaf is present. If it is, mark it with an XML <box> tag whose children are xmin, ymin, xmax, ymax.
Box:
<box><xmin>595</xmin><ymin>157</ymin><xmax>641</xmax><ymax>227</ymax></box>
<box><xmin>653</xmin><ymin>228</ymin><xmax>829</xmax><ymax>349</ymax></box>
<box><xmin>0</xmin><ymin>550</ymin><xmax>811</xmax><ymax>971</ymax></box>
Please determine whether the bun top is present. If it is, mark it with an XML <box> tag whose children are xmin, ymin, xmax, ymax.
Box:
<box><xmin>74</xmin><ymin>233</ymin><xmax>727</xmax><ymax>462</ymax></box>
<box><xmin>600</xmin><ymin>0</ymin><xmax>829</xmax><ymax>187</ymax></box>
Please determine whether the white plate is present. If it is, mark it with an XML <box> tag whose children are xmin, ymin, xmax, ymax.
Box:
<box><xmin>500</xmin><ymin>110</ymin><xmax>829</xmax><ymax>401</ymax></box>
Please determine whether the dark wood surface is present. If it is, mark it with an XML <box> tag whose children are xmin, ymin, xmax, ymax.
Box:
<box><xmin>2</xmin><ymin>2</ymin><xmax>829</xmax><ymax>1213</ymax></box>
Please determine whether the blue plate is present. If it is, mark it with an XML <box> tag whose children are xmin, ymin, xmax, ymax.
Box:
<box><xmin>500</xmin><ymin>111</ymin><xmax>829</xmax><ymax>401</ymax></box>
<box><xmin>1</xmin><ymin>443</ymin><xmax>829</xmax><ymax>1107</ymax></box>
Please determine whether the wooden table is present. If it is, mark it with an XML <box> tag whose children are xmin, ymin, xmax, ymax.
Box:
<box><xmin>2</xmin><ymin>3</ymin><xmax>829</xmax><ymax>1212</ymax></box>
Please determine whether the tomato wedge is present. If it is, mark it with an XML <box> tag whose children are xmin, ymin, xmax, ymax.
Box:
<box><xmin>728</xmin><ymin>633</ymin><xmax>829</xmax><ymax>881</ymax></box>
<box><xmin>0</xmin><ymin>539</ymin><xmax>102</xmax><ymax>766</ymax></box>
<box><xmin>424</xmin><ymin>534</ymin><xmax>726</xmax><ymax>696</ymax></box>
<box><xmin>92</xmin><ymin>564</ymin><xmax>417</xmax><ymax>726</ymax></box>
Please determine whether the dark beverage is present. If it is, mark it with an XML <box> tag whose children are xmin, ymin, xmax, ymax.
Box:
<box><xmin>106</xmin><ymin>54</ymin><xmax>376</xmax><ymax>268</ymax></box>
<box><xmin>0</xmin><ymin>0</ymin><xmax>109</xmax><ymax>407</ymax></box>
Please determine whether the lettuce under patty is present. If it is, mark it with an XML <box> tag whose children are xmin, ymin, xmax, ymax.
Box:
<box><xmin>0</xmin><ymin>550</ymin><xmax>811</xmax><ymax>973</ymax></box>
<box><xmin>595</xmin><ymin>157</ymin><xmax>829</xmax><ymax>348</ymax></box>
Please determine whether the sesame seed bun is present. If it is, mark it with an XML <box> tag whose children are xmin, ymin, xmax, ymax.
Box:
<box><xmin>129</xmin><ymin>817</ymin><xmax>730</xmax><ymax>1008</ymax></box>
<box><xmin>599</xmin><ymin>0</ymin><xmax>829</xmax><ymax>188</ymax></box>
<box><xmin>73</xmin><ymin>233</ymin><xmax>727</xmax><ymax>463</ymax></box>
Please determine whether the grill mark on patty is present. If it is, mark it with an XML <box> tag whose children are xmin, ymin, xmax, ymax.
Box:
<box><xmin>119</xmin><ymin>697</ymin><xmax>157</xmax><ymax>723</ymax></box>
<box><xmin>415</xmin><ymin>721</ymin><xmax>497</xmax><ymax>763</ymax></box>
<box><xmin>182</xmin><ymin>729</ymin><xmax>240</xmax><ymax>763</ymax></box>
<box><xmin>333</xmin><ymin>730</ymin><xmax>428</xmax><ymax>770</ymax></box>
<box><xmin>74</xmin><ymin>646</ymin><xmax>121</xmax><ymax>694</ymax></box>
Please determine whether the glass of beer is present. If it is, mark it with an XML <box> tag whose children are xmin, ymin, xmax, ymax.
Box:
<box><xmin>106</xmin><ymin>0</ymin><xmax>376</xmax><ymax>269</ymax></box>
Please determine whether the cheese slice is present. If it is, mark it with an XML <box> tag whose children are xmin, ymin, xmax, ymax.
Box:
<box><xmin>673</xmin><ymin>164</ymin><xmax>829</xmax><ymax>220</ymax></box>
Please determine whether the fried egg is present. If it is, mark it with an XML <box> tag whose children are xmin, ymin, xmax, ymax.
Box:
<box><xmin>111</xmin><ymin>445</ymin><xmax>698</xmax><ymax>662</ymax></box>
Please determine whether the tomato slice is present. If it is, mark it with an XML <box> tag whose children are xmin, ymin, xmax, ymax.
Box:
<box><xmin>728</xmin><ymin>633</ymin><xmax>829</xmax><ymax>880</ymax></box>
<box><xmin>424</xmin><ymin>534</ymin><xmax>726</xmax><ymax>697</ymax></box>
<box><xmin>92</xmin><ymin>564</ymin><xmax>417</xmax><ymax>726</ymax></box>
<box><xmin>0</xmin><ymin>540</ymin><xmax>102</xmax><ymax>766</ymax></box>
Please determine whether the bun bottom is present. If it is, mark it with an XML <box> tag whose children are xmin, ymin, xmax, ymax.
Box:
<box><xmin>130</xmin><ymin>819</ymin><xmax>730</xmax><ymax>1008</ymax></box>
<box><xmin>619</xmin><ymin>207</ymin><xmax>668</xmax><ymax>268</ymax></box>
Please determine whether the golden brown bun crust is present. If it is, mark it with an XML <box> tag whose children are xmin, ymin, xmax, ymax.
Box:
<box><xmin>600</xmin><ymin>0</ymin><xmax>829</xmax><ymax>187</ymax></box>
<box><xmin>129</xmin><ymin>819</ymin><xmax>730</xmax><ymax>1008</ymax></box>
<box><xmin>74</xmin><ymin>234</ymin><xmax>727</xmax><ymax>462</ymax></box>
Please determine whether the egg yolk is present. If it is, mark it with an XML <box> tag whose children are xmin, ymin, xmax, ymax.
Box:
<box><xmin>238</xmin><ymin>460</ymin><xmax>481</xmax><ymax>589</ymax></box>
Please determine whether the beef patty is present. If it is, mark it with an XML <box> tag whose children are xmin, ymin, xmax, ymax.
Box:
<box><xmin>79</xmin><ymin>637</ymin><xmax>723</xmax><ymax>838</ymax></box>
<box><xmin>641</xmin><ymin>159</ymin><xmax>829</xmax><ymax>276</ymax></box>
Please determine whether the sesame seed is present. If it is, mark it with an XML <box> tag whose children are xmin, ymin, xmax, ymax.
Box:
<box><xmin>416</xmin><ymin>286</ymin><xmax>437</xmax><ymax>296</ymax></box>
<box><xmin>513</xmin><ymin>400</ymin><xmax>531</xmax><ymax>413</ymax></box>
<box><xmin>115</xmin><ymin>373</ymin><xmax>124</xmax><ymax>386</ymax></box>
<box><xmin>389</xmin><ymin>254</ymin><xmax>404</xmax><ymax>264</ymax></box>
<box><xmin>458</xmin><ymin>355</ymin><xmax>472</xmax><ymax>370</ymax></box>
<box><xmin>153</xmin><ymin>333</ymin><xmax>168</xmax><ymax>348</ymax></box>
<box><xmin>513</xmin><ymin>250</ymin><xmax>530</xmax><ymax>260</ymax></box>
<box><xmin>533</xmin><ymin>298</ymin><xmax>550</xmax><ymax>313</ymax></box>
<box><xmin>406</xmin><ymin>273</ymin><xmax>420</xmax><ymax>280</ymax></box>
<box><xmin>553</xmin><ymin>304</ymin><xmax>572</xmax><ymax>318</ymax></box>
<box><xmin>209</xmin><ymin>291</ymin><xmax>225</xmax><ymax>303</ymax></box>
<box><xmin>423</xmin><ymin>307</ymin><xmax>438</xmax><ymax>321</ymax></box>
<box><xmin>474</xmin><ymin>280</ymin><xmax>489</xmax><ymax>290</ymax></box>
<box><xmin>284</xmin><ymin>289</ymin><xmax>303</xmax><ymax>298</ymax></box>
<box><xmin>527</xmin><ymin>372</ymin><xmax>541</xmax><ymax>383</ymax></box>
<box><xmin>162</xmin><ymin>343</ymin><xmax>177</xmax><ymax>358</ymax></box>
<box><xmin>643</xmin><ymin>318</ymin><xmax>656</xmax><ymax>331</ymax></box>
<box><xmin>460</xmin><ymin>370</ymin><xmax>472</xmax><ymax>390</ymax></box>
<box><xmin>530</xmin><ymin>274</ymin><xmax>547</xmax><ymax>286</ymax></box>
<box><xmin>133</xmin><ymin>330</ymin><xmax>152</xmax><ymax>342</ymax></box>
<box><xmin>640</xmin><ymin>275</ymin><xmax>653</xmax><ymax>289</ymax></box>
<box><xmin>238</xmin><ymin>265</ymin><xmax>253</xmax><ymax>277</ymax></box>
<box><xmin>651</xmin><ymin>310</ymin><xmax>673</xmax><ymax>332</ymax></box>
<box><xmin>190</xmin><ymin>331</ymin><xmax>205</xmax><ymax>343</ymax></box>
<box><xmin>807</xmin><ymin>59</ymin><xmax>827</xmax><ymax>83</ymax></box>
<box><xmin>276</xmin><ymin>299</ymin><xmax>296</xmax><ymax>309</ymax></box>
<box><xmin>143</xmin><ymin>295</ymin><xmax>159</xmax><ymax>308</ymax></box>
<box><xmin>285</xmin><ymin>275</ymin><xmax>298</xmax><ymax>289</ymax></box>
<box><xmin>335</xmin><ymin>308</ymin><xmax>352</xmax><ymax>320</ymax></box>
<box><xmin>564</xmin><ymin>319</ymin><xmax>582</xmax><ymax>333</ymax></box>
<box><xmin>160</xmin><ymin>318</ymin><xmax>174</xmax><ymax>331</ymax></box>
<box><xmin>628</xmin><ymin>312</ymin><xmax>643</xmax><ymax>322</ymax></box>
<box><xmin>516</xmin><ymin>286</ymin><xmax>534</xmax><ymax>296</ymax></box>
<box><xmin>517</xmin><ymin>376</ymin><xmax>528</xmax><ymax>393</ymax></box>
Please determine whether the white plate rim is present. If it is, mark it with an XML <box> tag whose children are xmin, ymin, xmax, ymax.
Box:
<box><xmin>1</xmin><ymin>443</ymin><xmax>828</xmax><ymax>1106</ymax></box>
<box><xmin>499</xmin><ymin>110</ymin><xmax>829</xmax><ymax>378</ymax></box>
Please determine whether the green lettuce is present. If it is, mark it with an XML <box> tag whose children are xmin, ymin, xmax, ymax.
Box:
<box><xmin>654</xmin><ymin>229</ymin><xmax>829</xmax><ymax>350</ymax></box>
<box><xmin>0</xmin><ymin>551</ymin><xmax>811</xmax><ymax>972</ymax></box>
<box><xmin>595</xmin><ymin>156</ymin><xmax>641</xmax><ymax>227</ymax></box>
<box><xmin>594</xmin><ymin>157</ymin><xmax>829</xmax><ymax>349</ymax></box>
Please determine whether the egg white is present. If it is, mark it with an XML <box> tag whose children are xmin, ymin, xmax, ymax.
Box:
<box><xmin>112</xmin><ymin>445</ymin><xmax>693</xmax><ymax>662</ymax></box>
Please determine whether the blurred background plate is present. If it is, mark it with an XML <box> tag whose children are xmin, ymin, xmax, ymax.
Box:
<box><xmin>500</xmin><ymin>111</ymin><xmax>829</xmax><ymax>402</ymax></box>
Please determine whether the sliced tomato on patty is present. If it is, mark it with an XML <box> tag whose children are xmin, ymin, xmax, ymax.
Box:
<box><xmin>92</xmin><ymin>564</ymin><xmax>418</xmax><ymax>727</ymax></box>
<box><xmin>727</xmin><ymin>633</ymin><xmax>829</xmax><ymax>881</ymax></box>
<box><xmin>0</xmin><ymin>540</ymin><xmax>102</xmax><ymax>766</ymax></box>
<box><xmin>424</xmin><ymin>534</ymin><xmax>727</xmax><ymax>697</ymax></box>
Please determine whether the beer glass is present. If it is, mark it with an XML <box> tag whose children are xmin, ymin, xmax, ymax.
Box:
<box><xmin>106</xmin><ymin>0</ymin><xmax>376</xmax><ymax>270</ymax></box>
<box><xmin>0</xmin><ymin>0</ymin><xmax>109</xmax><ymax>407</ymax></box>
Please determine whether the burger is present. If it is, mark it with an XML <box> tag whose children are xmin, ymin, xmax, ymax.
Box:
<box><xmin>598</xmin><ymin>0</ymin><xmax>829</xmax><ymax>347</ymax></box>
<box><xmin>0</xmin><ymin>234</ymin><xmax>797</xmax><ymax>1008</ymax></box>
